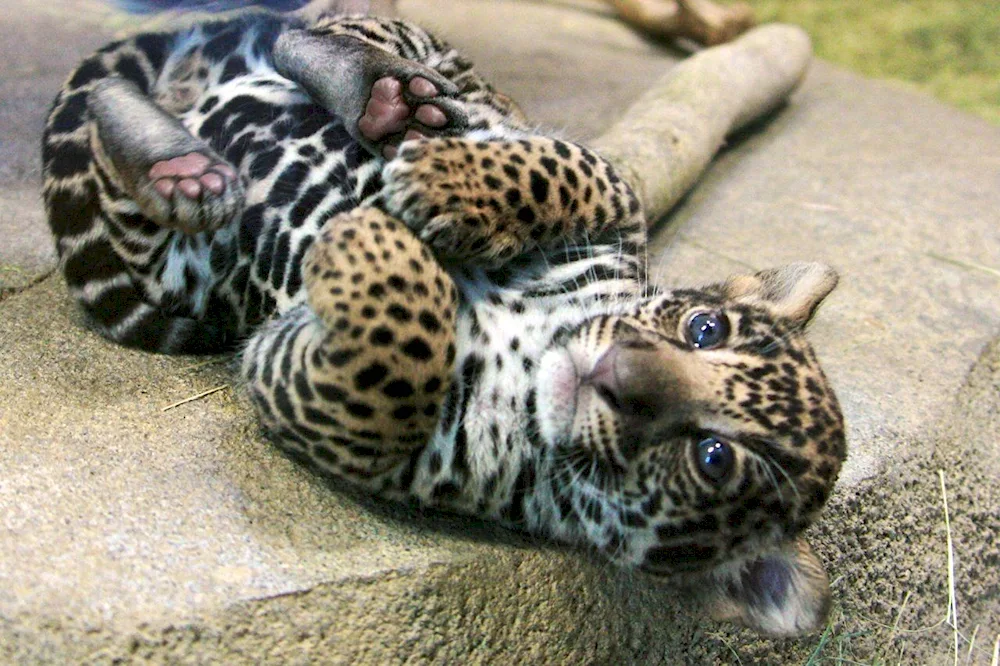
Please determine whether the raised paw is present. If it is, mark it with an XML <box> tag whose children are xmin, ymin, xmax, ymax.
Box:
<box><xmin>357</xmin><ymin>76</ymin><xmax>463</xmax><ymax>160</ymax></box>
<box><xmin>381</xmin><ymin>137</ymin><xmax>642</xmax><ymax>266</ymax></box>
<box><xmin>301</xmin><ymin>208</ymin><xmax>459</xmax><ymax>456</ymax></box>
<box><xmin>140</xmin><ymin>151</ymin><xmax>244</xmax><ymax>234</ymax></box>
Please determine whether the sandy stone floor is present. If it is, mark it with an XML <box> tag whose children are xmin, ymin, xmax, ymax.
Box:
<box><xmin>0</xmin><ymin>0</ymin><xmax>997</xmax><ymax>663</ymax></box>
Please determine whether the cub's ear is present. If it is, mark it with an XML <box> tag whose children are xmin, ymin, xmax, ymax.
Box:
<box><xmin>724</xmin><ymin>262</ymin><xmax>838</xmax><ymax>327</ymax></box>
<box><xmin>699</xmin><ymin>537</ymin><xmax>832</xmax><ymax>637</ymax></box>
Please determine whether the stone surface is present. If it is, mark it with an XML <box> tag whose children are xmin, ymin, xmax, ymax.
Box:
<box><xmin>1</xmin><ymin>0</ymin><xmax>998</xmax><ymax>663</ymax></box>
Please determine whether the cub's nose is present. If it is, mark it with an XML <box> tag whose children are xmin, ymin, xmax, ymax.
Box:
<box><xmin>586</xmin><ymin>343</ymin><xmax>685</xmax><ymax>419</ymax></box>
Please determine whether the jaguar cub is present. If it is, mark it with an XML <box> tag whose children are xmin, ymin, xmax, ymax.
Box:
<box><xmin>42</xmin><ymin>5</ymin><xmax>845</xmax><ymax>636</ymax></box>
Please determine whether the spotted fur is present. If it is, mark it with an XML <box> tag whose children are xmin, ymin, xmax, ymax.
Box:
<box><xmin>42</xmin><ymin>8</ymin><xmax>846</xmax><ymax>635</ymax></box>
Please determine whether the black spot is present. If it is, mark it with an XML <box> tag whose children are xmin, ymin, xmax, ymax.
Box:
<box><xmin>249</xmin><ymin>147</ymin><xmax>282</xmax><ymax>180</ymax></box>
<box><xmin>369</xmin><ymin>326</ymin><xmax>394</xmax><ymax>346</ymax></box>
<box><xmin>428</xmin><ymin>451</ymin><xmax>443</xmax><ymax>475</ymax></box>
<box><xmin>383</xmin><ymin>379</ymin><xmax>415</xmax><ymax>399</ymax></box>
<box><xmin>273</xmin><ymin>384</ymin><xmax>296</xmax><ymax>422</ymax></box>
<box><xmin>199</xmin><ymin>96</ymin><xmax>221</xmax><ymax>116</ymax></box>
<box><xmin>203</xmin><ymin>25</ymin><xmax>242</xmax><ymax>60</ymax></box>
<box><xmin>270</xmin><ymin>231</ymin><xmax>291</xmax><ymax>289</ymax></box>
<box><xmin>303</xmin><ymin>406</ymin><xmax>339</xmax><ymax>427</ymax></box>
<box><xmin>219</xmin><ymin>55</ymin><xmax>248</xmax><ymax>83</ymax></box>
<box><xmin>113</xmin><ymin>54</ymin><xmax>147</xmax><ymax>90</ymax></box>
<box><xmin>529</xmin><ymin>170</ymin><xmax>549</xmax><ymax>203</ymax></box>
<box><xmin>346</xmin><ymin>401</ymin><xmax>374</xmax><ymax>418</ymax></box>
<box><xmin>270</xmin><ymin>161</ymin><xmax>311</xmax><ymax>207</ymax></box>
<box><xmin>643</xmin><ymin>543</ymin><xmax>717</xmax><ymax>571</ymax></box>
<box><xmin>386</xmin><ymin>304</ymin><xmax>412</xmax><ymax>322</ymax></box>
<box><xmin>285</xmin><ymin>240</ymin><xmax>310</xmax><ymax>300</ymax></box>
<box><xmin>46</xmin><ymin>182</ymin><xmax>98</xmax><ymax>237</ymax></box>
<box><xmin>85</xmin><ymin>284</ymin><xmax>140</xmax><ymax>327</ymax></box>
<box><xmin>432</xmin><ymin>481</ymin><xmax>460</xmax><ymax>501</ymax></box>
<box><xmin>313</xmin><ymin>444</ymin><xmax>339</xmax><ymax>466</ymax></box>
<box><xmin>354</xmin><ymin>362</ymin><xmax>388</xmax><ymax>390</ymax></box>
<box><xmin>329</xmin><ymin>348</ymin><xmax>359</xmax><ymax>366</ymax></box>
<box><xmin>293</xmin><ymin>371</ymin><xmax>314</xmax><ymax>401</ymax></box>
<box><xmin>401</xmin><ymin>337</ymin><xmax>433</xmax><ymax>361</ymax></box>
<box><xmin>392</xmin><ymin>405</ymin><xmax>416</xmax><ymax>420</ymax></box>
<box><xmin>67</xmin><ymin>58</ymin><xmax>108</xmax><ymax>88</ymax></box>
<box><xmin>45</xmin><ymin>140</ymin><xmax>90</xmax><ymax>178</ymax></box>
<box><xmin>237</xmin><ymin>204</ymin><xmax>266</xmax><ymax>255</ymax></box>
<box><xmin>418</xmin><ymin>310</ymin><xmax>441</xmax><ymax>333</ymax></box>
<box><xmin>539</xmin><ymin>156</ymin><xmax>558</xmax><ymax>176</ymax></box>
<box><xmin>289</xmin><ymin>183</ymin><xmax>329</xmax><ymax>228</ymax></box>
<box><xmin>316</xmin><ymin>383</ymin><xmax>348</xmax><ymax>402</ymax></box>
<box><xmin>50</xmin><ymin>92</ymin><xmax>88</xmax><ymax>134</ymax></box>
<box><xmin>500</xmin><ymin>462</ymin><xmax>536</xmax><ymax>526</ymax></box>
<box><xmin>63</xmin><ymin>238</ymin><xmax>124</xmax><ymax>288</ymax></box>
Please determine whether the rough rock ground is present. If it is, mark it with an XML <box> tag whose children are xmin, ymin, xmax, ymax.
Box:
<box><xmin>1</xmin><ymin>0</ymin><xmax>998</xmax><ymax>663</ymax></box>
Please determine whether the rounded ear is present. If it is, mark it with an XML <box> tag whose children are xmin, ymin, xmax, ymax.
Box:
<box><xmin>699</xmin><ymin>537</ymin><xmax>832</xmax><ymax>637</ymax></box>
<box><xmin>724</xmin><ymin>262</ymin><xmax>838</xmax><ymax>327</ymax></box>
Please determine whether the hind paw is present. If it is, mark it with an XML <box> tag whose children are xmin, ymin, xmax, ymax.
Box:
<box><xmin>358</xmin><ymin>76</ymin><xmax>466</xmax><ymax>160</ymax></box>
<box><xmin>140</xmin><ymin>151</ymin><xmax>244</xmax><ymax>234</ymax></box>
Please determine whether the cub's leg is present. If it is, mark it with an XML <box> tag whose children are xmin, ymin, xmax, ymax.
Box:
<box><xmin>242</xmin><ymin>208</ymin><xmax>458</xmax><ymax>484</ymax></box>
<box><xmin>273</xmin><ymin>19</ymin><xmax>528</xmax><ymax>160</ymax></box>
<box><xmin>88</xmin><ymin>78</ymin><xmax>244</xmax><ymax>234</ymax></box>
<box><xmin>42</xmin><ymin>30</ymin><xmax>251</xmax><ymax>353</ymax></box>
<box><xmin>379</xmin><ymin>137</ymin><xmax>645</xmax><ymax>267</ymax></box>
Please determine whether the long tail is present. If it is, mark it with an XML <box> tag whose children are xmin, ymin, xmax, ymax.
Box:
<box><xmin>114</xmin><ymin>0</ymin><xmax>310</xmax><ymax>13</ymax></box>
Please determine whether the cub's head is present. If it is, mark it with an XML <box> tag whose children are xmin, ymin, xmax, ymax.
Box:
<box><xmin>537</xmin><ymin>262</ymin><xmax>845</xmax><ymax>635</ymax></box>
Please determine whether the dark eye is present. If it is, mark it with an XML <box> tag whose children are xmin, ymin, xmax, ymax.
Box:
<box><xmin>695</xmin><ymin>437</ymin><xmax>734</xmax><ymax>484</ymax></box>
<box><xmin>686</xmin><ymin>312</ymin><xmax>730</xmax><ymax>349</ymax></box>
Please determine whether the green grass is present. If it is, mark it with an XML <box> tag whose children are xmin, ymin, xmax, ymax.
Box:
<box><xmin>746</xmin><ymin>0</ymin><xmax>1000</xmax><ymax>124</ymax></box>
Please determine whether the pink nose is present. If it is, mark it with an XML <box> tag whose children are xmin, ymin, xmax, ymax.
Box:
<box><xmin>584</xmin><ymin>343</ymin><xmax>686</xmax><ymax>420</ymax></box>
<box><xmin>587</xmin><ymin>345</ymin><xmax>622</xmax><ymax>410</ymax></box>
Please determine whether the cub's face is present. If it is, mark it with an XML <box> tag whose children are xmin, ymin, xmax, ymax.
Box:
<box><xmin>537</xmin><ymin>263</ymin><xmax>845</xmax><ymax>575</ymax></box>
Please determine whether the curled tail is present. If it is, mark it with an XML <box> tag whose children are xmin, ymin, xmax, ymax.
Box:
<box><xmin>114</xmin><ymin>0</ymin><xmax>310</xmax><ymax>13</ymax></box>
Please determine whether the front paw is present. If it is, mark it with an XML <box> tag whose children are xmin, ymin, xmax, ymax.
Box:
<box><xmin>380</xmin><ymin>139</ymin><xmax>523</xmax><ymax>264</ymax></box>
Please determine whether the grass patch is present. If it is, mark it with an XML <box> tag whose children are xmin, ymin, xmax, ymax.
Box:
<box><xmin>746</xmin><ymin>0</ymin><xmax>1000</xmax><ymax>123</ymax></box>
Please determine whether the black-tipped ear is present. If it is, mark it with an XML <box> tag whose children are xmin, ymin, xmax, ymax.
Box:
<box><xmin>724</xmin><ymin>262</ymin><xmax>838</xmax><ymax>327</ymax></box>
<box><xmin>701</xmin><ymin>538</ymin><xmax>831</xmax><ymax>637</ymax></box>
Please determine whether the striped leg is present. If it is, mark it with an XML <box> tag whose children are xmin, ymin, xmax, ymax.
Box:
<box><xmin>242</xmin><ymin>208</ymin><xmax>458</xmax><ymax>485</ymax></box>
<box><xmin>88</xmin><ymin>77</ymin><xmax>243</xmax><ymax>234</ymax></box>
<box><xmin>273</xmin><ymin>17</ymin><xmax>529</xmax><ymax>159</ymax></box>
<box><xmin>42</xmin><ymin>31</ymin><xmax>242</xmax><ymax>353</ymax></box>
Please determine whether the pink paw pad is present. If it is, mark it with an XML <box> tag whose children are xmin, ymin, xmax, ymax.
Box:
<box><xmin>149</xmin><ymin>153</ymin><xmax>236</xmax><ymax>200</ymax></box>
<box><xmin>357</xmin><ymin>76</ymin><xmax>450</xmax><ymax>158</ymax></box>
